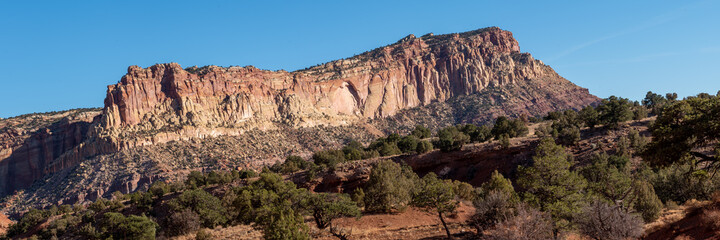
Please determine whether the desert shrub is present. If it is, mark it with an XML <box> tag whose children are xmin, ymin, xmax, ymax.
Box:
<box><xmin>498</xmin><ymin>133</ymin><xmax>510</xmax><ymax>149</ymax></box>
<box><xmin>535</xmin><ymin>123</ymin><xmax>556</xmax><ymax>138</ymax></box>
<box><xmin>643</xmin><ymin>94</ymin><xmax>720</xmax><ymax>169</ymax></box>
<box><xmin>470</xmin><ymin>190</ymin><xmax>516</xmax><ymax>235</ymax></box>
<box><xmin>149</xmin><ymin>181</ymin><xmax>170</xmax><ymax>198</ymax></box>
<box><xmin>378</xmin><ymin>142</ymin><xmax>403</xmax><ymax>156</ymax></box>
<box><xmin>556</xmin><ymin>125</ymin><xmax>581</xmax><ymax>146</ymax></box>
<box><xmin>615</xmin><ymin>135</ymin><xmax>632</xmax><ymax>158</ymax></box>
<box><xmin>58</xmin><ymin>204</ymin><xmax>73</xmax><ymax>214</ymax></box>
<box><xmin>257</xmin><ymin>200</ymin><xmax>309</xmax><ymax>240</ymax></box>
<box><xmin>40</xmin><ymin>214</ymin><xmax>81</xmax><ymax>238</ymax></box>
<box><xmin>517</xmin><ymin>138</ymin><xmax>587</xmax><ymax>229</ymax></box>
<box><xmin>633</xmin><ymin>105</ymin><xmax>649</xmax><ymax>120</ymax></box>
<box><xmin>205</xmin><ymin>171</ymin><xmax>231</xmax><ymax>185</ymax></box>
<box><xmin>6</xmin><ymin>209</ymin><xmax>49</xmax><ymax>237</ymax></box>
<box><xmin>479</xmin><ymin>170</ymin><xmax>518</xmax><ymax>202</ymax></box>
<box><xmin>457</xmin><ymin>124</ymin><xmax>492</xmax><ymax>143</ymax></box>
<box><xmin>491</xmin><ymin>116</ymin><xmax>528</xmax><ymax>139</ymax></box>
<box><xmin>229</xmin><ymin>172</ymin><xmax>310</xmax><ymax>225</ymax></box>
<box><xmin>651</xmin><ymin>162</ymin><xmax>720</xmax><ymax>203</ymax></box>
<box><xmin>169</xmin><ymin>189</ymin><xmax>228</xmax><ymax>228</ymax></box>
<box><xmin>397</xmin><ymin>135</ymin><xmax>419</xmax><ymax>153</ymax></box>
<box><xmin>130</xmin><ymin>191</ymin><xmax>155</xmax><ymax>211</ymax></box>
<box><xmin>579</xmin><ymin>105</ymin><xmax>600</xmax><ymax>128</ymax></box>
<box><xmin>385</xmin><ymin>133</ymin><xmax>401</xmax><ymax>143</ymax></box>
<box><xmin>627</xmin><ymin>129</ymin><xmax>648</xmax><ymax>151</ymax></box>
<box><xmin>412</xmin><ymin>172</ymin><xmax>458</xmax><ymax>238</ymax></box>
<box><xmin>108</xmin><ymin>197</ymin><xmax>125</xmax><ymax>212</ymax></box>
<box><xmin>361</xmin><ymin>149</ymin><xmax>380</xmax><ymax>159</ymax></box>
<box><xmin>81</xmin><ymin>210</ymin><xmax>96</xmax><ymax>223</ymax></box>
<box><xmin>79</xmin><ymin>224</ymin><xmax>100</xmax><ymax>239</ymax></box>
<box><xmin>236</xmin><ymin>169</ymin><xmax>258</xmax><ymax>179</ymax></box>
<box><xmin>580</xmin><ymin>153</ymin><xmax>632</xmax><ymax>203</ymax></box>
<box><xmin>230</xmin><ymin>172</ymin><xmax>313</xmax><ymax>240</ymax></box>
<box><xmin>309</xmin><ymin>193</ymin><xmax>361</xmax><ymax>231</ymax></box>
<box><xmin>472</xmin><ymin>125</ymin><xmax>492</xmax><ymax>142</ymax></box>
<box><xmin>484</xmin><ymin>205</ymin><xmax>554</xmax><ymax>240</ymax></box>
<box><xmin>195</xmin><ymin>228</ymin><xmax>212</xmax><ymax>240</ymax></box>
<box><xmin>411</xmin><ymin>125</ymin><xmax>432</xmax><ymax>139</ymax></box>
<box><xmin>304</xmin><ymin>164</ymin><xmax>325</xmax><ymax>182</ymax></box>
<box><xmin>185</xmin><ymin>171</ymin><xmax>206</xmax><ymax>188</ymax></box>
<box><xmin>89</xmin><ymin>198</ymin><xmax>109</xmax><ymax>212</ymax></box>
<box><xmin>542</xmin><ymin>110</ymin><xmax>584</xmax><ymax>146</ymax></box>
<box><xmin>166</xmin><ymin>209</ymin><xmax>201</xmax><ymax>236</ymax></box>
<box><xmin>452</xmin><ymin>180</ymin><xmax>476</xmax><ymax>202</ymax></box>
<box><xmin>342</xmin><ymin>144</ymin><xmax>364</xmax><ymax>161</ymax></box>
<box><xmin>434</xmin><ymin>126</ymin><xmax>470</xmax><ymax>152</ymax></box>
<box><xmin>576</xmin><ymin>200</ymin><xmax>643</xmax><ymax>240</ymax></box>
<box><xmin>364</xmin><ymin>160</ymin><xmax>419</xmax><ymax>213</ymax></box>
<box><xmin>632</xmin><ymin>180</ymin><xmax>663</xmax><ymax>222</ymax></box>
<box><xmin>312</xmin><ymin>149</ymin><xmax>347</xmax><ymax>169</ymax></box>
<box><xmin>351</xmin><ymin>188</ymin><xmax>365</xmax><ymax>208</ymax></box>
<box><xmin>272</xmin><ymin>155</ymin><xmax>314</xmax><ymax>174</ymax></box>
<box><xmin>345</xmin><ymin>140</ymin><xmax>364</xmax><ymax>151</ymax></box>
<box><xmin>597</xmin><ymin>96</ymin><xmax>634</xmax><ymax>128</ymax></box>
<box><xmin>169</xmin><ymin>182</ymin><xmax>186</xmax><ymax>193</ymax></box>
<box><xmin>642</xmin><ymin>91</ymin><xmax>673</xmax><ymax>115</ymax></box>
<box><xmin>415</xmin><ymin>140</ymin><xmax>433</xmax><ymax>153</ymax></box>
<box><xmin>99</xmin><ymin>213</ymin><xmax>158</xmax><ymax>240</ymax></box>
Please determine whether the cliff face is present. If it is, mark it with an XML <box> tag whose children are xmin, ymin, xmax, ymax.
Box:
<box><xmin>98</xmin><ymin>27</ymin><xmax>595</xmax><ymax>147</ymax></box>
<box><xmin>0</xmin><ymin>27</ymin><xmax>598</xmax><ymax>202</ymax></box>
<box><xmin>0</xmin><ymin>109</ymin><xmax>101</xmax><ymax>196</ymax></box>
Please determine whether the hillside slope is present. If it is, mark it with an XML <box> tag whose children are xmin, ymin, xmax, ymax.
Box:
<box><xmin>0</xmin><ymin>27</ymin><xmax>598</xmax><ymax>209</ymax></box>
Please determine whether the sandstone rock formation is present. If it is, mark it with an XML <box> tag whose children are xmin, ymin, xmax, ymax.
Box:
<box><xmin>0</xmin><ymin>27</ymin><xmax>598</xmax><ymax>205</ymax></box>
<box><xmin>0</xmin><ymin>109</ymin><xmax>101</xmax><ymax>197</ymax></box>
<box><xmin>97</xmin><ymin>27</ymin><xmax>595</xmax><ymax>149</ymax></box>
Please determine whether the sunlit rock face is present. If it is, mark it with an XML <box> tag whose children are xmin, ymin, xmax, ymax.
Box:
<box><xmin>0</xmin><ymin>27</ymin><xmax>598</xmax><ymax>199</ymax></box>
<box><xmin>102</xmin><ymin>27</ymin><xmax>591</xmax><ymax>135</ymax></box>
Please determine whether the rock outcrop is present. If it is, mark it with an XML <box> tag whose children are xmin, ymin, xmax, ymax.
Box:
<box><xmin>0</xmin><ymin>27</ymin><xmax>598</xmax><ymax>203</ymax></box>
<box><xmin>0</xmin><ymin>109</ymin><xmax>101</xmax><ymax>197</ymax></box>
<box><xmin>97</xmin><ymin>27</ymin><xmax>596</xmax><ymax>149</ymax></box>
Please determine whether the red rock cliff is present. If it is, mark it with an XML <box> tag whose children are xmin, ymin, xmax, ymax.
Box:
<box><xmin>100</xmin><ymin>27</ymin><xmax>594</xmax><ymax>140</ymax></box>
<box><xmin>0</xmin><ymin>27</ymin><xmax>598</xmax><ymax>199</ymax></box>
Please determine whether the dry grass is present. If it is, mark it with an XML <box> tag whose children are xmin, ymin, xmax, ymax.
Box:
<box><xmin>644</xmin><ymin>201</ymin><xmax>695</xmax><ymax>234</ymax></box>
<box><xmin>702</xmin><ymin>208</ymin><xmax>720</xmax><ymax>230</ymax></box>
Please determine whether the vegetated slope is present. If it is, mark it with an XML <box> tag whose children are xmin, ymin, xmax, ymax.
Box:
<box><xmin>0</xmin><ymin>109</ymin><xmax>102</xmax><ymax>199</ymax></box>
<box><xmin>294</xmin><ymin>118</ymin><xmax>654</xmax><ymax>196</ymax></box>
<box><xmin>0</xmin><ymin>27</ymin><xmax>598</xmax><ymax>210</ymax></box>
<box><xmin>2</xmin><ymin>108</ymin><xmax>711</xmax><ymax>240</ymax></box>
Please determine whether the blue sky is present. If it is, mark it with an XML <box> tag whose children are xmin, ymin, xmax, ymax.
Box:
<box><xmin>1</xmin><ymin>1</ymin><xmax>718</xmax><ymax>118</ymax></box>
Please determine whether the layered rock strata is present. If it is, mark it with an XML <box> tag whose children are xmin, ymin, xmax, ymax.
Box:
<box><xmin>0</xmin><ymin>27</ymin><xmax>599</xmax><ymax>199</ymax></box>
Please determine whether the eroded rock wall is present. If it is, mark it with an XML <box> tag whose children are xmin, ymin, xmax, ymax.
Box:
<box><xmin>0</xmin><ymin>27</ymin><xmax>599</xmax><ymax>200</ymax></box>
<box><xmin>99</xmin><ymin>27</ymin><xmax>587</xmax><ymax>145</ymax></box>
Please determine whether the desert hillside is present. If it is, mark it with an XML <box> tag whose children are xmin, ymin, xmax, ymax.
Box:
<box><xmin>0</xmin><ymin>27</ymin><xmax>597</xmax><ymax>208</ymax></box>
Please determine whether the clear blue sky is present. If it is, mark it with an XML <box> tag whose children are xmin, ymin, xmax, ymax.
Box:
<box><xmin>1</xmin><ymin>0</ymin><xmax>719</xmax><ymax>118</ymax></box>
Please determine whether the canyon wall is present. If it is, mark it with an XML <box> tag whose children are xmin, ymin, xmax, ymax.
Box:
<box><xmin>0</xmin><ymin>27</ymin><xmax>599</xmax><ymax>199</ymax></box>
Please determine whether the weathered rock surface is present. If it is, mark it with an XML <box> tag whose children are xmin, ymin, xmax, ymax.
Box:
<box><xmin>0</xmin><ymin>27</ymin><xmax>598</xmax><ymax>208</ymax></box>
<box><xmin>98</xmin><ymin>27</ymin><xmax>596</xmax><ymax>149</ymax></box>
<box><xmin>0</xmin><ymin>109</ymin><xmax>102</xmax><ymax>197</ymax></box>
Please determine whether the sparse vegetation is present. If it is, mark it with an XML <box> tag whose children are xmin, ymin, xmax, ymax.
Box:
<box><xmin>363</xmin><ymin>160</ymin><xmax>419</xmax><ymax>213</ymax></box>
<box><xmin>412</xmin><ymin>172</ymin><xmax>458</xmax><ymax>239</ymax></box>
<box><xmin>576</xmin><ymin>200</ymin><xmax>643</xmax><ymax>240</ymax></box>
<box><xmin>491</xmin><ymin>116</ymin><xmax>528</xmax><ymax>139</ymax></box>
<box><xmin>9</xmin><ymin>91</ymin><xmax>720</xmax><ymax>240</ymax></box>
<box><xmin>434</xmin><ymin>126</ymin><xmax>470</xmax><ymax>152</ymax></box>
